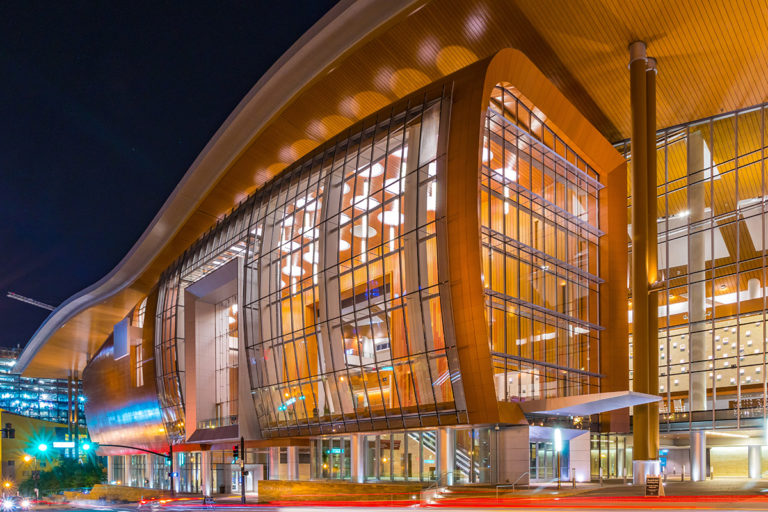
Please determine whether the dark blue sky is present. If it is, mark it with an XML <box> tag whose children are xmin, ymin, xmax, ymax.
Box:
<box><xmin>0</xmin><ymin>1</ymin><xmax>337</xmax><ymax>348</ymax></box>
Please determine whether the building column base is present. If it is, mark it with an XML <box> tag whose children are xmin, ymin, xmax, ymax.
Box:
<box><xmin>748</xmin><ymin>445</ymin><xmax>761</xmax><ymax>480</ymax></box>
<box><xmin>632</xmin><ymin>460</ymin><xmax>660</xmax><ymax>485</ymax></box>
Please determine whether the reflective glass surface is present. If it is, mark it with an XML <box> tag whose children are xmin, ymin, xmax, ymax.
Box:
<box><xmin>481</xmin><ymin>85</ymin><xmax>602</xmax><ymax>402</ymax></box>
<box><xmin>624</xmin><ymin>103</ymin><xmax>768</xmax><ymax>428</ymax></box>
<box><xmin>244</xmin><ymin>94</ymin><xmax>461</xmax><ymax>437</ymax></box>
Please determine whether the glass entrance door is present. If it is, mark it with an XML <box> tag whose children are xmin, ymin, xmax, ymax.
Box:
<box><xmin>530</xmin><ymin>442</ymin><xmax>555</xmax><ymax>481</ymax></box>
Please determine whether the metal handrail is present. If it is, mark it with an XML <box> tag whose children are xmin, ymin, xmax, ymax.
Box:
<box><xmin>496</xmin><ymin>471</ymin><xmax>530</xmax><ymax>501</ymax></box>
<box><xmin>424</xmin><ymin>471</ymin><xmax>455</xmax><ymax>494</ymax></box>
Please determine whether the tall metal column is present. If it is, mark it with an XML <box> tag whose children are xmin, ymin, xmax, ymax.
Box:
<box><xmin>438</xmin><ymin>427</ymin><xmax>455</xmax><ymax>485</ymax></box>
<box><xmin>646</xmin><ymin>57</ymin><xmax>660</xmax><ymax>460</ymax></box>
<box><xmin>201</xmin><ymin>450</ymin><xmax>212</xmax><ymax>496</ymax></box>
<box><xmin>286</xmin><ymin>446</ymin><xmax>299</xmax><ymax>481</ymax></box>
<box><xmin>690</xmin><ymin>430</ymin><xmax>707</xmax><ymax>481</ymax></box>
<box><xmin>630</xmin><ymin>40</ymin><xmax>650</xmax><ymax>464</ymax></box>
<box><xmin>349</xmin><ymin>434</ymin><xmax>365</xmax><ymax>483</ymax></box>
<box><xmin>268</xmin><ymin>447</ymin><xmax>280</xmax><ymax>480</ymax></box>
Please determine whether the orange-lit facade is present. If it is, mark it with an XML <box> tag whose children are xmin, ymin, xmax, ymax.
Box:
<box><xmin>70</xmin><ymin>51</ymin><xmax>631</xmax><ymax>492</ymax></box>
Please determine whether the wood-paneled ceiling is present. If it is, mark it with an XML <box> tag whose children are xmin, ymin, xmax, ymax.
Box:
<box><xmin>21</xmin><ymin>0</ymin><xmax>768</xmax><ymax>377</ymax></box>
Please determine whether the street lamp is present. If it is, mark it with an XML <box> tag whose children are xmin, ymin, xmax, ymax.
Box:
<box><xmin>554</xmin><ymin>428</ymin><xmax>563</xmax><ymax>490</ymax></box>
<box><xmin>82</xmin><ymin>443</ymin><xmax>91</xmax><ymax>452</ymax></box>
<box><xmin>37</xmin><ymin>444</ymin><xmax>47</xmax><ymax>452</ymax></box>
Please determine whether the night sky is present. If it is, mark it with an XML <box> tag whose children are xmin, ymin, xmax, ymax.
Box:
<box><xmin>0</xmin><ymin>1</ymin><xmax>338</xmax><ymax>349</ymax></box>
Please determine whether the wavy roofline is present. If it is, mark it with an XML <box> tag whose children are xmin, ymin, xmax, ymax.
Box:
<box><xmin>14</xmin><ymin>0</ymin><xmax>420</xmax><ymax>375</ymax></box>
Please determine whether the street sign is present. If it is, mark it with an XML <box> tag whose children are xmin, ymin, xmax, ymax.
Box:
<box><xmin>53</xmin><ymin>441</ymin><xmax>75</xmax><ymax>449</ymax></box>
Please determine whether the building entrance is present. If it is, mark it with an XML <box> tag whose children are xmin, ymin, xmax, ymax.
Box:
<box><xmin>530</xmin><ymin>442</ymin><xmax>556</xmax><ymax>481</ymax></box>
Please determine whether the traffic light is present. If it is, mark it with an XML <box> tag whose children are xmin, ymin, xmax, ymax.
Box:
<box><xmin>232</xmin><ymin>445</ymin><xmax>239</xmax><ymax>461</ymax></box>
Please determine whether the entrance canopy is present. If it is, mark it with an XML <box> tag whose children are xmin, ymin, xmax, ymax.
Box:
<box><xmin>519</xmin><ymin>391</ymin><xmax>660</xmax><ymax>417</ymax></box>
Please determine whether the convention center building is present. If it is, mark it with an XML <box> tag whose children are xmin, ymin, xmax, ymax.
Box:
<box><xmin>15</xmin><ymin>0</ymin><xmax>768</xmax><ymax>493</ymax></box>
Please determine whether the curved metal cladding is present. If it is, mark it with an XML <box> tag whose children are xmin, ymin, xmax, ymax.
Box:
<box><xmin>83</xmin><ymin>290</ymin><xmax>168</xmax><ymax>455</ymax></box>
<box><xmin>442</xmin><ymin>49</ymin><xmax>627</xmax><ymax>425</ymax></box>
<box><xmin>243</xmin><ymin>86</ymin><xmax>466</xmax><ymax>438</ymax></box>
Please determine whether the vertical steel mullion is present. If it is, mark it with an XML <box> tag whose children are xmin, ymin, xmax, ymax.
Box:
<box><xmin>734</xmin><ymin>113</ymin><xmax>741</xmax><ymax>430</ymax></box>
<box><xmin>709</xmin><ymin>119</ymin><xmax>716</xmax><ymax>430</ymax></box>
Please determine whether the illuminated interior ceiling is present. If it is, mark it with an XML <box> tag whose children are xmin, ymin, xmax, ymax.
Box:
<box><xmin>19</xmin><ymin>0</ymin><xmax>768</xmax><ymax>377</ymax></box>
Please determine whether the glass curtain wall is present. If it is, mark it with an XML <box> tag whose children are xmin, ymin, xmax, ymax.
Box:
<box><xmin>214</xmin><ymin>295</ymin><xmax>239</xmax><ymax>426</ymax></box>
<box><xmin>244</xmin><ymin>89</ymin><xmax>463</xmax><ymax>437</ymax></box>
<box><xmin>154</xmin><ymin>86</ymin><xmax>464</xmax><ymax>442</ymax></box>
<box><xmin>155</xmin><ymin>202</ymin><xmax>251</xmax><ymax>442</ymax></box>
<box><xmin>481</xmin><ymin>84</ymin><xmax>603</xmax><ymax>403</ymax></box>
<box><xmin>624</xmin><ymin>103</ymin><xmax>768</xmax><ymax>430</ymax></box>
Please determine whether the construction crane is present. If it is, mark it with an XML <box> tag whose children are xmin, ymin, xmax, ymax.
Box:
<box><xmin>6</xmin><ymin>292</ymin><xmax>56</xmax><ymax>311</ymax></box>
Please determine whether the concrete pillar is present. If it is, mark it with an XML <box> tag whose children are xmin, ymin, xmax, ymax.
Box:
<box><xmin>349</xmin><ymin>434</ymin><xmax>365</xmax><ymax>483</ymax></box>
<box><xmin>688</xmin><ymin>131</ymin><xmax>708</xmax><ymax>412</ymax></box>
<box><xmin>268</xmin><ymin>447</ymin><xmax>280</xmax><ymax>480</ymax></box>
<box><xmin>146</xmin><ymin>455</ymin><xmax>154</xmax><ymax>488</ymax></box>
<box><xmin>749</xmin><ymin>445</ymin><xmax>762</xmax><ymax>479</ymax></box>
<box><xmin>496</xmin><ymin>426</ymin><xmax>529</xmax><ymax>485</ymax></box>
<box><xmin>438</xmin><ymin>427</ymin><xmax>455</xmax><ymax>485</ymax></box>
<box><xmin>569</xmin><ymin>432</ymin><xmax>591</xmax><ymax>483</ymax></box>
<box><xmin>690</xmin><ymin>430</ymin><xmax>707</xmax><ymax>481</ymax></box>
<box><xmin>201</xmin><ymin>450</ymin><xmax>212</xmax><ymax>496</ymax></box>
<box><xmin>107</xmin><ymin>456</ymin><xmax>115</xmax><ymax>484</ymax></box>
<box><xmin>286</xmin><ymin>446</ymin><xmax>299</xmax><ymax>481</ymax></box>
<box><xmin>124</xmin><ymin>455</ymin><xmax>132</xmax><ymax>486</ymax></box>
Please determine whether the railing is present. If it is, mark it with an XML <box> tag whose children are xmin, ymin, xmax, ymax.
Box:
<box><xmin>496</xmin><ymin>471</ymin><xmax>530</xmax><ymax>501</ymax></box>
<box><xmin>197</xmin><ymin>415</ymin><xmax>238</xmax><ymax>429</ymax></box>
<box><xmin>422</xmin><ymin>470</ymin><xmax>455</xmax><ymax>500</ymax></box>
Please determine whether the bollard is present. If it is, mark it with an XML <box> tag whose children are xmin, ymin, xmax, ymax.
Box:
<box><xmin>572</xmin><ymin>468</ymin><xmax>576</xmax><ymax>488</ymax></box>
<box><xmin>681</xmin><ymin>465</ymin><xmax>685</xmax><ymax>482</ymax></box>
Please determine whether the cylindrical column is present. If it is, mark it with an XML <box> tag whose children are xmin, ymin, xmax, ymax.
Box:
<box><xmin>201</xmin><ymin>450</ymin><xmax>212</xmax><ymax>495</ymax></box>
<box><xmin>690</xmin><ymin>430</ymin><xmax>707</xmax><ymax>481</ymax></box>
<box><xmin>349</xmin><ymin>434</ymin><xmax>365</xmax><ymax>483</ymax></box>
<box><xmin>124</xmin><ymin>455</ymin><xmax>132</xmax><ymax>486</ymax></box>
<box><xmin>438</xmin><ymin>427</ymin><xmax>455</xmax><ymax>486</ymax></box>
<box><xmin>629</xmin><ymin>40</ymin><xmax>649</xmax><ymax>465</ymax></box>
<box><xmin>286</xmin><ymin>446</ymin><xmax>299</xmax><ymax>481</ymax></box>
<box><xmin>268</xmin><ymin>447</ymin><xmax>280</xmax><ymax>480</ymax></box>
<box><xmin>646</xmin><ymin>56</ymin><xmax>659</xmax><ymax>461</ymax></box>
<box><xmin>688</xmin><ymin>131</ymin><xmax>708</xmax><ymax>412</ymax></box>
<box><xmin>749</xmin><ymin>445</ymin><xmax>762</xmax><ymax>479</ymax></box>
<box><xmin>107</xmin><ymin>455</ymin><xmax>115</xmax><ymax>484</ymax></box>
<box><xmin>146</xmin><ymin>455</ymin><xmax>155</xmax><ymax>488</ymax></box>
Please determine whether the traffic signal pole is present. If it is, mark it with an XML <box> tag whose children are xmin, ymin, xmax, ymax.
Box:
<box><xmin>169</xmin><ymin>444</ymin><xmax>175</xmax><ymax>497</ymax></box>
<box><xmin>240</xmin><ymin>436</ymin><xmax>245</xmax><ymax>505</ymax></box>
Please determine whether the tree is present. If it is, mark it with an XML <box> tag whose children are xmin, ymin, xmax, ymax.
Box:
<box><xmin>19</xmin><ymin>457</ymin><xmax>104</xmax><ymax>496</ymax></box>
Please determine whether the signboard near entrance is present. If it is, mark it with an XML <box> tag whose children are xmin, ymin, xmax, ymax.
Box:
<box><xmin>645</xmin><ymin>475</ymin><xmax>664</xmax><ymax>496</ymax></box>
